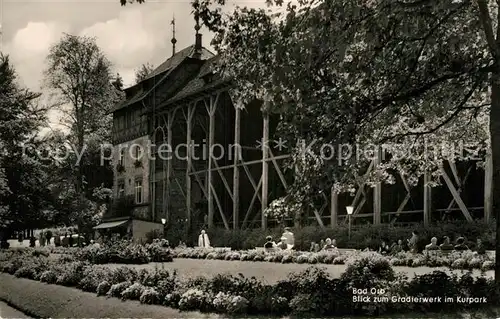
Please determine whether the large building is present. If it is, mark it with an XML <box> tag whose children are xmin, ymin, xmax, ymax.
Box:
<box><xmin>94</xmin><ymin>20</ymin><xmax>493</xmax><ymax>243</ymax></box>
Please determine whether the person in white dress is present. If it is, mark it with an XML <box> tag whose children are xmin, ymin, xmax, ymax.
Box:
<box><xmin>198</xmin><ymin>230</ymin><xmax>211</xmax><ymax>248</ymax></box>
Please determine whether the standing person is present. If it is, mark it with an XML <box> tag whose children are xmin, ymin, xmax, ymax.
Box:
<box><xmin>198</xmin><ymin>230</ymin><xmax>211</xmax><ymax>248</ymax></box>
<box><xmin>45</xmin><ymin>231</ymin><xmax>53</xmax><ymax>246</ymax></box>
<box><xmin>39</xmin><ymin>232</ymin><xmax>46</xmax><ymax>247</ymax></box>
<box><xmin>17</xmin><ymin>232</ymin><xmax>23</xmax><ymax>246</ymax></box>
<box><xmin>54</xmin><ymin>234</ymin><xmax>61</xmax><ymax>247</ymax></box>
<box><xmin>282</xmin><ymin>227</ymin><xmax>295</xmax><ymax>250</ymax></box>
<box><xmin>407</xmin><ymin>230</ymin><xmax>419</xmax><ymax>253</ymax></box>
<box><xmin>29</xmin><ymin>236</ymin><xmax>36</xmax><ymax>247</ymax></box>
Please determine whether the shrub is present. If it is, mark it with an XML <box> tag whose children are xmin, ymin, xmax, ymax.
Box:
<box><xmin>78</xmin><ymin>267</ymin><xmax>110</xmax><ymax>292</ymax></box>
<box><xmin>296</xmin><ymin>255</ymin><xmax>308</xmax><ymax>264</ymax></box>
<box><xmin>97</xmin><ymin>281</ymin><xmax>111</xmax><ymax>296</ymax></box>
<box><xmin>178</xmin><ymin>288</ymin><xmax>211</xmax><ymax>311</ymax></box>
<box><xmin>192</xmin><ymin>221</ymin><xmax>496</xmax><ymax>251</ymax></box>
<box><xmin>56</xmin><ymin>262</ymin><xmax>88</xmax><ymax>287</ymax></box>
<box><xmin>108</xmin><ymin>266</ymin><xmax>139</xmax><ymax>284</ymax></box>
<box><xmin>40</xmin><ymin>270</ymin><xmax>58</xmax><ymax>284</ymax></box>
<box><xmin>164</xmin><ymin>292</ymin><xmax>182</xmax><ymax>308</ymax></box>
<box><xmin>107</xmin><ymin>281</ymin><xmax>132</xmax><ymax>298</ymax></box>
<box><xmin>342</xmin><ymin>252</ymin><xmax>395</xmax><ymax>286</ymax></box>
<box><xmin>227</xmin><ymin>295</ymin><xmax>249</xmax><ymax>314</ymax></box>
<box><xmin>122</xmin><ymin>282</ymin><xmax>147</xmax><ymax>300</ymax></box>
<box><xmin>140</xmin><ymin>287</ymin><xmax>161</xmax><ymax>304</ymax></box>
<box><xmin>212</xmin><ymin>291</ymin><xmax>232</xmax><ymax>313</ymax></box>
<box><xmin>290</xmin><ymin>293</ymin><xmax>317</xmax><ymax>314</ymax></box>
<box><xmin>14</xmin><ymin>266</ymin><xmax>37</xmax><ymax>280</ymax></box>
<box><xmin>482</xmin><ymin>260</ymin><xmax>494</xmax><ymax>271</ymax></box>
<box><xmin>281</xmin><ymin>255</ymin><xmax>293</xmax><ymax>263</ymax></box>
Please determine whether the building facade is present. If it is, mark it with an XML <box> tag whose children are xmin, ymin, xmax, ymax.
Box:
<box><xmin>97</xmin><ymin>32</ymin><xmax>493</xmax><ymax>242</ymax></box>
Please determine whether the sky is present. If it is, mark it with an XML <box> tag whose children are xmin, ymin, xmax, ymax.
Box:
<box><xmin>0</xmin><ymin>0</ymin><xmax>269</xmax><ymax>131</ymax></box>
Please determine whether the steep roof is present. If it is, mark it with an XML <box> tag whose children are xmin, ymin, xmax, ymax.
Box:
<box><xmin>111</xmin><ymin>45</ymin><xmax>215</xmax><ymax>113</ymax></box>
<box><xmin>145</xmin><ymin>45</ymin><xmax>213</xmax><ymax>80</ymax></box>
<box><xmin>161</xmin><ymin>55</ymin><xmax>231</xmax><ymax>106</ymax></box>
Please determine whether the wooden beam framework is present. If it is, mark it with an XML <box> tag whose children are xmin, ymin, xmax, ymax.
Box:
<box><xmin>148</xmin><ymin>87</ymin><xmax>486</xmax><ymax>231</ymax></box>
<box><xmin>261</xmin><ymin>101</ymin><xmax>269</xmax><ymax>230</ymax></box>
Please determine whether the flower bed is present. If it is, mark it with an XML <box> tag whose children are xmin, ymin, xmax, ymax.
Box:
<box><xmin>74</xmin><ymin>240</ymin><xmax>173</xmax><ymax>264</ymax></box>
<box><xmin>0</xmin><ymin>250</ymin><xmax>497</xmax><ymax>316</ymax></box>
<box><xmin>170</xmin><ymin>248</ymin><xmax>494</xmax><ymax>271</ymax></box>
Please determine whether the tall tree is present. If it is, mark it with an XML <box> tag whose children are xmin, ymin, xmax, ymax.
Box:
<box><xmin>134</xmin><ymin>63</ymin><xmax>154</xmax><ymax>84</ymax></box>
<box><xmin>189</xmin><ymin>0</ymin><xmax>500</xmax><ymax>285</ymax></box>
<box><xmin>44</xmin><ymin>34</ymin><xmax>121</xmax><ymax>232</ymax></box>
<box><xmin>0</xmin><ymin>54</ymin><xmax>51</xmax><ymax>232</ymax></box>
<box><xmin>123</xmin><ymin>0</ymin><xmax>500</xmax><ymax>282</ymax></box>
<box><xmin>112</xmin><ymin>73</ymin><xmax>124</xmax><ymax>91</ymax></box>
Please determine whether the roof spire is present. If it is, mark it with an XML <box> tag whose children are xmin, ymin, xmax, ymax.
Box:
<box><xmin>171</xmin><ymin>14</ymin><xmax>177</xmax><ymax>56</ymax></box>
<box><xmin>193</xmin><ymin>0</ymin><xmax>202</xmax><ymax>59</ymax></box>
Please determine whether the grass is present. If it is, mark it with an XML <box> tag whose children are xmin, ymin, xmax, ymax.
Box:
<box><xmin>96</xmin><ymin>258</ymin><xmax>494</xmax><ymax>284</ymax></box>
<box><xmin>0</xmin><ymin>274</ymin><xmax>220</xmax><ymax>319</ymax></box>
<box><xmin>1</xmin><ymin>273</ymin><xmax>500</xmax><ymax>319</ymax></box>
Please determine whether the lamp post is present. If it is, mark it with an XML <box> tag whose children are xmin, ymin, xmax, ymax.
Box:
<box><xmin>346</xmin><ymin>206</ymin><xmax>354</xmax><ymax>241</ymax></box>
<box><xmin>161</xmin><ymin>218</ymin><xmax>166</xmax><ymax>239</ymax></box>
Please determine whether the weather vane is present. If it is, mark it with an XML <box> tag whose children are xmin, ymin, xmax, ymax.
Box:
<box><xmin>171</xmin><ymin>14</ymin><xmax>177</xmax><ymax>56</ymax></box>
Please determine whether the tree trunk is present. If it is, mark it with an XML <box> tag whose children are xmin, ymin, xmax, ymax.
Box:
<box><xmin>490</xmin><ymin>72</ymin><xmax>500</xmax><ymax>285</ymax></box>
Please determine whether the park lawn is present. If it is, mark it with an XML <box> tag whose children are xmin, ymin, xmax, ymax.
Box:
<box><xmin>96</xmin><ymin>259</ymin><xmax>494</xmax><ymax>284</ymax></box>
<box><xmin>0</xmin><ymin>274</ymin><xmax>220</xmax><ymax>319</ymax></box>
<box><xmin>1</xmin><ymin>273</ymin><xmax>499</xmax><ymax>319</ymax></box>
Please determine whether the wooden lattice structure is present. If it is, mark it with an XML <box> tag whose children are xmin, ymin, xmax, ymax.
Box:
<box><xmin>110</xmin><ymin>36</ymin><xmax>493</xmax><ymax>233</ymax></box>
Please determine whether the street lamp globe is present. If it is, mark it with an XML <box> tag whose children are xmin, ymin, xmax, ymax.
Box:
<box><xmin>161</xmin><ymin>218</ymin><xmax>166</xmax><ymax>225</ymax></box>
<box><xmin>346</xmin><ymin>206</ymin><xmax>354</xmax><ymax>215</ymax></box>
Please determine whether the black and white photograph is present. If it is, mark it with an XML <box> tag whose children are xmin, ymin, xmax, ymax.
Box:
<box><xmin>0</xmin><ymin>0</ymin><xmax>499</xmax><ymax>318</ymax></box>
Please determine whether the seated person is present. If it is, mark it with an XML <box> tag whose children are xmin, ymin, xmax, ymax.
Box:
<box><xmin>454</xmin><ymin>237</ymin><xmax>469</xmax><ymax>251</ymax></box>
<box><xmin>440</xmin><ymin>236</ymin><xmax>454</xmax><ymax>252</ymax></box>
<box><xmin>264</xmin><ymin>236</ymin><xmax>276</xmax><ymax>250</ymax></box>
<box><xmin>475</xmin><ymin>238</ymin><xmax>486</xmax><ymax>255</ymax></box>
<box><xmin>390</xmin><ymin>239</ymin><xmax>403</xmax><ymax>254</ymax></box>
<box><xmin>309</xmin><ymin>242</ymin><xmax>317</xmax><ymax>252</ymax></box>
<box><xmin>322</xmin><ymin>238</ymin><xmax>336</xmax><ymax>251</ymax></box>
<box><xmin>282</xmin><ymin>227</ymin><xmax>295</xmax><ymax>250</ymax></box>
<box><xmin>276</xmin><ymin>237</ymin><xmax>289</xmax><ymax>250</ymax></box>
<box><xmin>407</xmin><ymin>230</ymin><xmax>419</xmax><ymax>253</ymax></box>
<box><xmin>378</xmin><ymin>239</ymin><xmax>390</xmax><ymax>255</ymax></box>
<box><xmin>425</xmin><ymin>237</ymin><xmax>439</xmax><ymax>250</ymax></box>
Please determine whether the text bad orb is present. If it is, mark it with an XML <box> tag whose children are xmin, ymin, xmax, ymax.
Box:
<box><xmin>352</xmin><ymin>288</ymin><xmax>386</xmax><ymax>295</ymax></box>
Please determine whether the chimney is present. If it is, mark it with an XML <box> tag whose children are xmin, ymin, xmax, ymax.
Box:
<box><xmin>194</xmin><ymin>33</ymin><xmax>202</xmax><ymax>59</ymax></box>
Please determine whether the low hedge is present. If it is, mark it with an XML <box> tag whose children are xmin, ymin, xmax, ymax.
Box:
<box><xmin>0</xmin><ymin>249</ymin><xmax>498</xmax><ymax>316</ymax></box>
<box><xmin>74</xmin><ymin>239</ymin><xmax>173</xmax><ymax>264</ymax></box>
<box><xmin>170</xmin><ymin>247</ymin><xmax>494</xmax><ymax>271</ymax></box>
<box><xmin>195</xmin><ymin>220</ymin><xmax>495</xmax><ymax>251</ymax></box>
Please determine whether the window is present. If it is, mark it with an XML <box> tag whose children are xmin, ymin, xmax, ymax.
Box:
<box><xmin>119</xmin><ymin>148</ymin><xmax>125</xmax><ymax>166</ymax></box>
<box><xmin>134</xmin><ymin>145</ymin><xmax>141</xmax><ymax>160</ymax></box>
<box><xmin>135</xmin><ymin>179</ymin><xmax>143</xmax><ymax>204</ymax></box>
<box><xmin>118</xmin><ymin>182</ymin><xmax>125</xmax><ymax>198</ymax></box>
